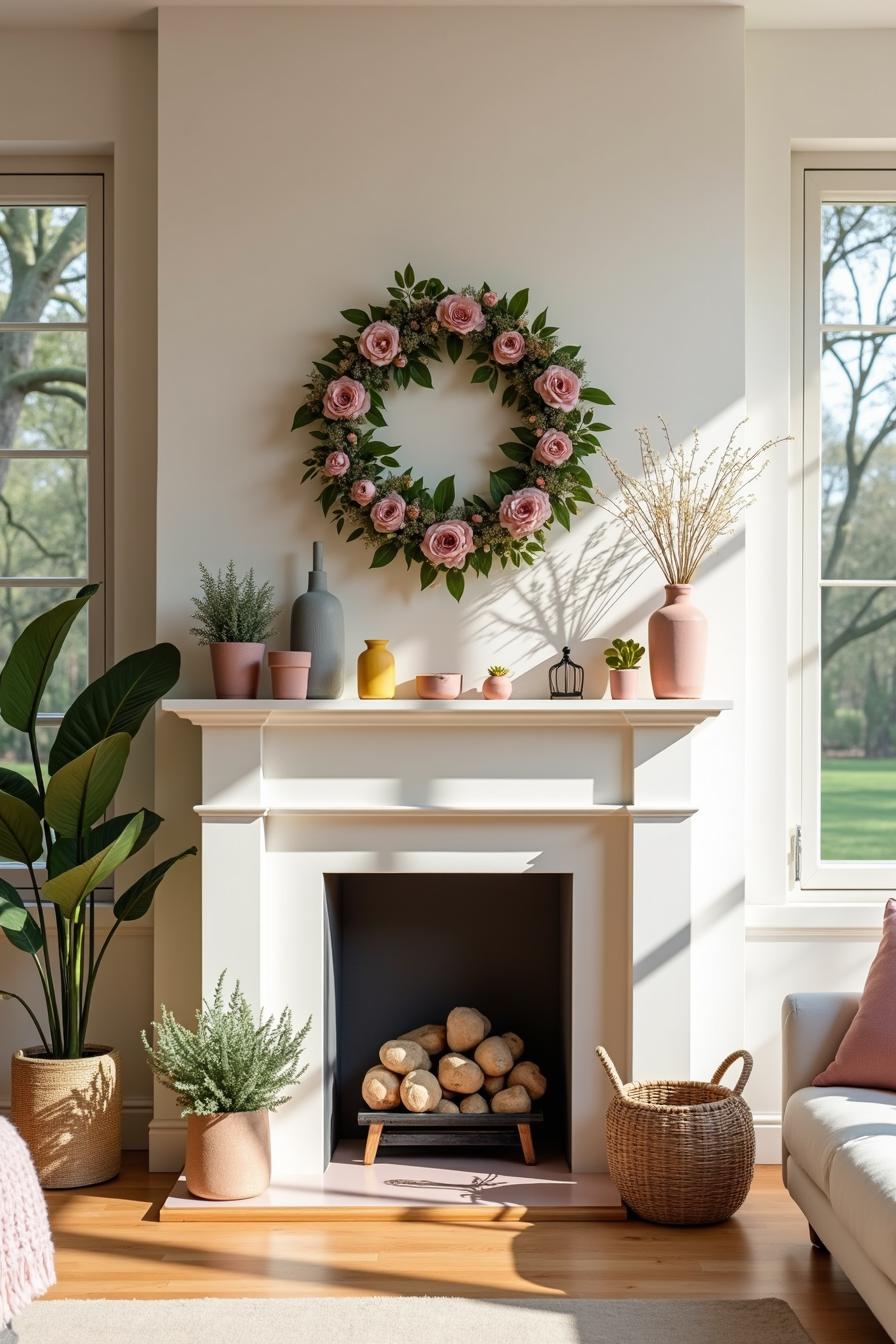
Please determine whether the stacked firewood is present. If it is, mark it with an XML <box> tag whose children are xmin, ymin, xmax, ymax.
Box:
<box><xmin>360</xmin><ymin>1006</ymin><xmax>547</xmax><ymax>1115</ymax></box>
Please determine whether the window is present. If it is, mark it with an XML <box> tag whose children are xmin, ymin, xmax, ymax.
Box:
<box><xmin>0</xmin><ymin>173</ymin><xmax>106</xmax><ymax>861</ymax></box>
<box><xmin>800</xmin><ymin>165</ymin><xmax>896</xmax><ymax>891</ymax></box>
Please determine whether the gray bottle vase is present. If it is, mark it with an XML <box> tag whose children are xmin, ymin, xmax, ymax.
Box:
<box><xmin>291</xmin><ymin>541</ymin><xmax>345</xmax><ymax>699</ymax></box>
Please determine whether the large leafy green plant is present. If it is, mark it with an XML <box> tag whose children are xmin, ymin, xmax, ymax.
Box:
<box><xmin>0</xmin><ymin>585</ymin><xmax>195</xmax><ymax>1058</ymax></box>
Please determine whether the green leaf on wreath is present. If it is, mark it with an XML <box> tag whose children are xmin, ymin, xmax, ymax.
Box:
<box><xmin>490</xmin><ymin>468</ymin><xmax>525</xmax><ymax>505</ymax></box>
<box><xmin>292</xmin><ymin>405</ymin><xmax>317</xmax><ymax>430</ymax></box>
<box><xmin>508</xmin><ymin>288</ymin><xmax>529</xmax><ymax>320</ymax></box>
<box><xmin>408</xmin><ymin>361</ymin><xmax>433</xmax><ymax>389</ymax></box>
<box><xmin>420</xmin><ymin>563</ymin><xmax>438</xmax><ymax>591</ymax></box>
<box><xmin>500</xmin><ymin>443</ymin><xmax>530</xmax><ymax>464</ymax></box>
<box><xmin>366</xmin><ymin>407</ymin><xmax>387</xmax><ymax>428</ymax></box>
<box><xmin>511</xmin><ymin>426</ymin><xmax>538</xmax><ymax>448</ymax></box>
<box><xmin>370</xmin><ymin>543</ymin><xmax>400</xmax><ymax>569</ymax></box>
<box><xmin>404</xmin><ymin>263</ymin><xmax>415</xmax><ymax>287</ymax></box>
<box><xmin>471</xmin><ymin>366</ymin><xmax>492</xmax><ymax>385</ymax></box>
<box><xmin>433</xmin><ymin>476</ymin><xmax>455</xmax><ymax>513</ymax></box>
<box><xmin>532</xmin><ymin>308</ymin><xmax>548</xmax><ymax>333</ymax></box>
<box><xmin>446</xmin><ymin>332</ymin><xmax>463</xmax><ymax>364</ymax></box>
<box><xmin>446</xmin><ymin>570</ymin><xmax>465</xmax><ymax>602</ymax></box>
<box><xmin>341</xmin><ymin>308</ymin><xmax>370</xmax><ymax>328</ymax></box>
<box><xmin>581</xmin><ymin>387</ymin><xmax>614</xmax><ymax>405</ymax></box>
<box><xmin>553</xmin><ymin>499</ymin><xmax>571</xmax><ymax>531</ymax></box>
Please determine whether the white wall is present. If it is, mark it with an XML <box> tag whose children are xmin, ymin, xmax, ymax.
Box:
<box><xmin>152</xmin><ymin>4</ymin><xmax>746</xmax><ymax>1165</ymax></box>
<box><xmin>745</xmin><ymin>29</ymin><xmax>896</xmax><ymax>1158</ymax></box>
<box><xmin>0</xmin><ymin>31</ymin><xmax>157</xmax><ymax>1145</ymax></box>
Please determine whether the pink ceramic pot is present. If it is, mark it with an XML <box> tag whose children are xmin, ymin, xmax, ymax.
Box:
<box><xmin>268</xmin><ymin>650</ymin><xmax>312</xmax><ymax>700</ymax></box>
<box><xmin>609</xmin><ymin>668</ymin><xmax>640</xmax><ymax>700</ymax></box>
<box><xmin>416</xmin><ymin>674</ymin><xmax>463</xmax><ymax>701</ymax></box>
<box><xmin>647</xmin><ymin>584</ymin><xmax>707</xmax><ymax>699</ymax></box>
<box><xmin>209</xmin><ymin>642</ymin><xmax>265</xmax><ymax>699</ymax></box>
<box><xmin>185</xmin><ymin>1110</ymin><xmax>271</xmax><ymax>1201</ymax></box>
<box><xmin>482</xmin><ymin>675</ymin><xmax>513</xmax><ymax>701</ymax></box>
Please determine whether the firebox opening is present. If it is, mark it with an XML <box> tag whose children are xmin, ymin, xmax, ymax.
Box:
<box><xmin>324</xmin><ymin>873</ymin><xmax>573</xmax><ymax>1165</ymax></box>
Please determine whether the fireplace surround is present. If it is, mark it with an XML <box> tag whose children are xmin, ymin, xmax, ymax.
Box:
<box><xmin>158</xmin><ymin>697</ymin><xmax>731</xmax><ymax>1206</ymax></box>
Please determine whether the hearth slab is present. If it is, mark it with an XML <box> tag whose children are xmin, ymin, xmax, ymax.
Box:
<box><xmin>159</xmin><ymin>1141</ymin><xmax>625</xmax><ymax>1222</ymax></box>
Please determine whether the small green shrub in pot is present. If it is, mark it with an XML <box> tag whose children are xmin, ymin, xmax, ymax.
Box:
<box><xmin>191</xmin><ymin>561</ymin><xmax>279</xmax><ymax>699</ymax></box>
<box><xmin>604</xmin><ymin>638</ymin><xmax>645</xmax><ymax>701</ymax></box>
<box><xmin>0</xmin><ymin>584</ymin><xmax>195</xmax><ymax>1187</ymax></box>
<box><xmin>143</xmin><ymin>973</ymin><xmax>311</xmax><ymax>1200</ymax></box>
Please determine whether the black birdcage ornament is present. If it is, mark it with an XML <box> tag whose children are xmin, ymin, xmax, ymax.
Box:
<box><xmin>549</xmin><ymin>646</ymin><xmax>584</xmax><ymax>699</ymax></box>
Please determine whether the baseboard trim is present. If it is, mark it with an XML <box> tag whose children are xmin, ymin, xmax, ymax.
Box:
<box><xmin>149</xmin><ymin>1116</ymin><xmax>186</xmax><ymax>1172</ymax></box>
<box><xmin>753</xmin><ymin>1111</ymin><xmax>782</xmax><ymax>1164</ymax></box>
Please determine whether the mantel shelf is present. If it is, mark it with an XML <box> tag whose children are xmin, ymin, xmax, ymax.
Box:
<box><xmin>163</xmin><ymin>697</ymin><xmax>732</xmax><ymax>730</ymax></box>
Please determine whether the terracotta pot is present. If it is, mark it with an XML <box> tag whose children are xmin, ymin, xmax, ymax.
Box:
<box><xmin>609</xmin><ymin>668</ymin><xmax>640</xmax><ymax>700</ymax></box>
<box><xmin>268</xmin><ymin>649</ymin><xmax>311</xmax><ymax>700</ymax></box>
<box><xmin>648</xmin><ymin>584</ymin><xmax>707</xmax><ymax>699</ymax></box>
<box><xmin>185</xmin><ymin>1110</ymin><xmax>271</xmax><ymax>1201</ymax></box>
<box><xmin>482</xmin><ymin>675</ymin><xmax>513</xmax><ymax>701</ymax></box>
<box><xmin>210</xmin><ymin>642</ymin><xmax>265</xmax><ymax>699</ymax></box>
<box><xmin>416</xmin><ymin>674</ymin><xmax>463</xmax><ymax>701</ymax></box>
<box><xmin>11</xmin><ymin>1046</ymin><xmax>121</xmax><ymax>1189</ymax></box>
<box><xmin>357</xmin><ymin>640</ymin><xmax>396</xmax><ymax>700</ymax></box>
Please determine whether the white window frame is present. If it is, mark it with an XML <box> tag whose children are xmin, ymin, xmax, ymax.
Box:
<box><xmin>0</xmin><ymin>166</ymin><xmax>110</xmax><ymax>885</ymax></box>
<box><xmin>795</xmin><ymin>157</ymin><xmax>896</xmax><ymax>895</ymax></box>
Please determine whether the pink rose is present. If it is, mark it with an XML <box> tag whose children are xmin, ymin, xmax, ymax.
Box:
<box><xmin>350</xmin><ymin>479</ymin><xmax>376</xmax><ymax>505</ymax></box>
<box><xmin>436</xmin><ymin>294</ymin><xmax>486</xmax><ymax>335</ymax></box>
<box><xmin>482</xmin><ymin>291</ymin><xmax>498</xmax><ymax>308</ymax></box>
<box><xmin>358</xmin><ymin>321</ymin><xmax>400</xmax><ymax>367</ymax></box>
<box><xmin>471</xmin><ymin>513</ymin><xmax>483</xmax><ymax>525</ymax></box>
<box><xmin>420</xmin><ymin>519</ymin><xmax>475</xmax><ymax>570</ymax></box>
<box><xmin>499</xmin><ymin>487</ymin><xmax>552</xmax><ymax>539</ymax></box>
<box><xmin>492</xmin><ymin>330</ymin><xmax>526</xmax><ymax>366</ymax></box>
<box><xmin>322</xmin><ymin>376</ymin><xmax>371</xmax><ymax>421</ymax></box>
<box><xmin>370</xmin><ymin>491</ymin><xmax>407</xmax><ymax>534</ymax></box>
<box><xmin>534</xmin><ymin>429</ymin><xmax>573</xmax><ymax>466</ymax></box>
<box><xmin>533</xmin><ymin>364</ymin><xmax>581</xmax><ymax>412</ymax></box>
<box><xmin>323</xmin><ymin>450</ymin><xmax>350</xmax><ymax>477</ymax></box>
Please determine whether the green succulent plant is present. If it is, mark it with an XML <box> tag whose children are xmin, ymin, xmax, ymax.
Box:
<box><xmin>142</xmin><ymin>972</ymin><xmax>311</xmax><ymax>1116</ymax></box>
<box><xmin>190</xmin><ymin>561</ymin><xmax>279</xmax><ymax>645</ymax></box>
<box><xmin>604</xmin><ymin>638</ymin><xmax>645</xmax><ymax>670</ymax></box>
<box><xmin>487</xmin><ymin>665</ymin><xmax>511</xmax><ymax>678</ymax></box>
<box><xmin>0</xmin><ymin>585</ymin><xmax>195</xmax><ymax>1059</ymax></box>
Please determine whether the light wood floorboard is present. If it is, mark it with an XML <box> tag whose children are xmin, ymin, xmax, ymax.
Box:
<box><xmin>44</xmin><ymin>1156</ymin><xmax>889</xmax><ymax>1344</ymax></box>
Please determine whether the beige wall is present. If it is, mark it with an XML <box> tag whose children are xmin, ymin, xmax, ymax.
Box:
<box><xmin>153</xmin><ymin>4</ymin><xmax>746</xmax><ymax>1162</ymax></box>
<box><xmin>0</xmin><ymin>30</ymin><xmax>157</xmax><ymax>1145</ymax></box>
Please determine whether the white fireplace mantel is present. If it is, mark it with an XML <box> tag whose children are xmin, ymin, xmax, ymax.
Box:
<box><xmin>159</xmin><ymin>696</ymin><xmax>731</xmax><ymax>1179</ymax></box>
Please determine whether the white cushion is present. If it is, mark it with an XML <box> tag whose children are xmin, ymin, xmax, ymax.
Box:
<box><xmin>783</xmin><ymin>1085</ymin><xmax>896</xmax><ymax>1197</ymax></box>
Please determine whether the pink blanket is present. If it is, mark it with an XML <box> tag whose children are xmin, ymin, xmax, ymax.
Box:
<box><xmin>0</xmin><ymin>1119</ymin><xmax>55</xmax><ymax>1325</ymax></box>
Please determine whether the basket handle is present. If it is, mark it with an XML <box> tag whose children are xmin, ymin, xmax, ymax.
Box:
<box><xmin>711</xmin><ymin>1048</ymin><xmax>753</xmax><ymax>1095</ymax></box>
<box><xmin>595</xmin><ymin>1046</ymin><xmax>627</xmax><ymax>1098</ymax></box>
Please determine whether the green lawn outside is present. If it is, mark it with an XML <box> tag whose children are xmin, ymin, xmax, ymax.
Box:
<box><xmin>821</xmin><ymin>758</ymin><xmax>896</xmax><ymax>861</ymax></box>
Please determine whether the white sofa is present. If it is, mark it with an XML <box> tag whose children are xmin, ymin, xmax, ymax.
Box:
<box><xmin>782</xmin><ymin>993</ymin><xmax>896</xmax><ymax>1340</ymax></box>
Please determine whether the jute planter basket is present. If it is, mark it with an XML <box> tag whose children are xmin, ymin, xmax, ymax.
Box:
<box><xmin>10</xmin><ymin>1046</ymin><xmax>122</xmax><ymax>1189</ymax></box>
<box><xmin>596</xmin><ymin>1046</ymin><xmax>755</xmax><ymax>1225</ymax></box>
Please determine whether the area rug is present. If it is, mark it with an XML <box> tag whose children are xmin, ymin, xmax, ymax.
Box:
<box><xmin>11</xmin><ymin>1296</ymin><xmax>812</xmax><ymax>1342</ymax></box>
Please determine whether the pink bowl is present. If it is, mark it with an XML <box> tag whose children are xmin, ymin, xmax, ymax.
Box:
<box><xmin>416</xmin><ymin>674</ymin><xmax>463</xmax><ymax>701</ymax></box>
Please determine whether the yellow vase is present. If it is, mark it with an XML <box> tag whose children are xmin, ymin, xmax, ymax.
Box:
<box><xmin>357</xmin><ymin>639</ymin><xmax>396</xmax><ymax>699</ymax></box>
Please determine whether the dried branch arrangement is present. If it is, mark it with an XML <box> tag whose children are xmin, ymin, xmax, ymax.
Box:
<box><xmin>598</xmin><ymin>419</ymin><xmax>790</xmax><ymax>585</ymax></box>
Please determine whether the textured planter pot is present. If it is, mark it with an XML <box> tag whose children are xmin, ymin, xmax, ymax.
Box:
<box><xmin>11</xmin><ymin>1046</ymin><xmax>121</xmax><ymax>1189</ymax></box>
<box><xmin>482</xmin><ymin>675</ymin><xmax>513</xmax><ymax>701</ymax></box>
<box><xmin>210</xmin><ymin>642</ymin><xmax>265</xmax><ymax>699</ymax></box>
<box><xmin>416</xmin><ymin>674</ymin><xmax>463</xmax><ymax>701</ymax></box>
<box><xmin>268</xmin><ymin>650</ymin><xmax>311</xmax><ymax>700</ymax></box>
<box><xmin>290</xmin><ymin>542</ymin><xmax>345</xmax><ymax>699</ymax></box>
<box><xmin>185</xmin><ymin>1110</ymin><xmax>271</xmax><ymax>1201</ymax></box>
<box><xmin>648</xmin><ymin>584</ymin><xmax>707</xmax><ymax>699</ymax></box>
<box><xmin>357</xmin><ymin>640</ymin><xmax>396</xmax><ymax>700</ymax></box>
<box><xmin>609</xmin><ymin>668</ymin><xmax>640</xmax><ymax>700</ymax></box>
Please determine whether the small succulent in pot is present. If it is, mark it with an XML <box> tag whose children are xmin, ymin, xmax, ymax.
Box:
<box><xmin>191</xmin><ymin>561</ymin><xmax>279</xmax><ymax>699</ymax></box>
<box><xmin>482</xmin><ymin>665</ymin><xmax>513</xmax><ymax>701</ymax></box>
<box><xmin>604</xmin><ymin>639</ymin><xmax>645</xmax><ymax>701</ymax></box>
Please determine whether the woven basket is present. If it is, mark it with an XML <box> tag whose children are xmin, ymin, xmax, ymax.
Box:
<box><xmin>596</xmin><ymin>1046</ymin><xmax>755</xmax><ymax>1225</ymax></box>
<box><xmin>10</xmin><ymin>1046</ymin><xmax>121</xmax><ymax>1189</ymax></box>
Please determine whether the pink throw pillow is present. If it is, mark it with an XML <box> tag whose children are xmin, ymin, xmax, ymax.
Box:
<box><xmin>814</xmin><ymin>897</ymin><xmax>896</xmax><ymax>1089</ymax></box>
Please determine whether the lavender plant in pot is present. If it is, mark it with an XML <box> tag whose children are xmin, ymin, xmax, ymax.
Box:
<box><xmin>603</xmin><ymin>639</ymin><xmax>645</xmax><ymax>700</ymax></box>
<box><xmin>143</xmin><ymin>974</ymin><xmax>311</xmax><ymax>1201</ymax></box>
<box><xmin>191</xmin><ymin>562</ymin><xmax>279</xmax><ymax>699</ymax></box>
<box><xmin>0</xmin><ymin>585</ymin><xmax>195</xmax><ymax>1187</ymax></box>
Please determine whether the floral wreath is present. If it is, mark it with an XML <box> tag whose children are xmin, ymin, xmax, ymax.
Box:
<box><xmin>292</xmin><ymin>266</ymin><xmax>612</xmax><ymax>599</ymax></box>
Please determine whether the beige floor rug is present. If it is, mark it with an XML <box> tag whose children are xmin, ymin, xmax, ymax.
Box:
<box><xmin>11</xmin><ymin>1296</ymin><xmax>812</xmax><ymax>1343</ymax></box>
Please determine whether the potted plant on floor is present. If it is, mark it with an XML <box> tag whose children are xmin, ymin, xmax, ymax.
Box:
<box><xmin>191</xmin><ymin>561</ymin><xmax>279</xmax><ymax>698</ymax></box>
<box><xmin>603</xmin><ymin>639</ymin><xmax>645</xmax><ymax>700</ymax></box>
<box><xmin>0</xmin><ymin>584</ymin><xmax>196</xmax><ymax>1187</ymax></box>
<box><xmin>142</xmin><ymin>973</ymin><xmax>311</xmax><ymax>1200</ymax></box>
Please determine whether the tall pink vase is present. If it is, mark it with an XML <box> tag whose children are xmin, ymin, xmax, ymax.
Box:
<box><xmin>648</xmin><ymin>584</ymin><xmax>707</xmax><ymax>699</ymax></box>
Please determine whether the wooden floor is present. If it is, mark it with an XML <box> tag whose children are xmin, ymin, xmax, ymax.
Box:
<box><xmin>44</xmin><ymin>1155</ymin><xmax>889</xmax><ymax>1344</ymax></box>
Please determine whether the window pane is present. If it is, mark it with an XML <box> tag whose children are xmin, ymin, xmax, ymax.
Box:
<box><xmin>821</xmin><ymin>586</ymin><xmax>896</xmax><ymax>861</ymax></box>
<box><xmin>821</xmin><ymin>335</ymin><xmax>896</xmax><ymax>580</ymax></box>
<box><xmin>0</xmin><ymin>587</ymin><xmax>88</xmax><ymax>715</ymax></box>
<box><xmin>822</xmin><ymin>202</ymin><xmax>896</xmax><ymax>326</ymax></box>
<box><xmin>1</xmin><ymin>328</ymin><xmax>86</xmax><ymax>454</ymax></box>
<box><xmin>0</xmin><ymin>722</ymin><xmax>57</xmax><ymax>791</ymax></box>
<box><xmin>0</xmin><ymin>206</ymin><xmax>87</xmax><ymax>323</ymax></box>
<box><xmin>0</xmin><ymin>458</ymin><xmax>86</xmax><ymax>579</ymax></box>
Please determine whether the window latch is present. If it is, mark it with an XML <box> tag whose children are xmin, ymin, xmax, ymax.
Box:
<box><xmin>793</xmin><ymin>824</ymin><xmax>802</xmax><ymax>884</ymax></box>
